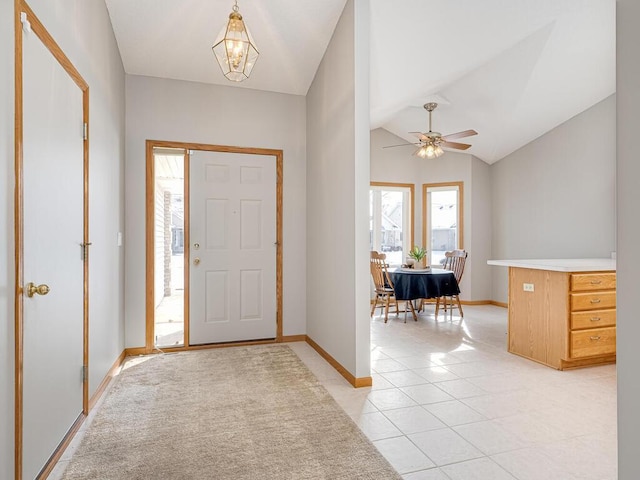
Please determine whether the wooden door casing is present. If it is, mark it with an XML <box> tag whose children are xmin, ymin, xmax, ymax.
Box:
<box><xmin>144</xmin><ymin>141</ymin><xmax>283</xmax><ymax>353</ymax></box>
<box><xmin>14</xmin><ymin>2</ymin><xmax>90</xmax><ymax>479</ymax></box>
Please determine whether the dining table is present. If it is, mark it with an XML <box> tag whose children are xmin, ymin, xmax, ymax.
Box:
<box><xmin>388</xmin><ymin>267</ymin><xmax>460</xmax><ymax>321</ymax></box>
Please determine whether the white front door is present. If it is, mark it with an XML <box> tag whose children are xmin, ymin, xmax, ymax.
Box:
<box><xmin>189</xmin><ymin>150</ymin><xmax>277</xmax><ymax>344</ymax></box>
<box><xmin>22</xmin><ymin>24</ymin><xmax>85</xmax><ymax>479</ymax></box>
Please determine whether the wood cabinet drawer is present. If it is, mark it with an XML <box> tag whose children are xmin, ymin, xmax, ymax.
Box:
<box><xmin>570</xmin><ymin>291</ymin><xmax>616</xmax><ymax>311</ymax></box>
<box><xmin>570</xmin><ymin>272</ymin><xmax>616</xmax><ymax>292</ymax></box>
<box><xmin>570</xmin><ymin>327</ymin><xmax>616</xmax><ymax>358</ymax></box>
<box><xmin>571</xmin><ymin>309</ymin><xmax>616</xmax><ymax>330</ymax></box>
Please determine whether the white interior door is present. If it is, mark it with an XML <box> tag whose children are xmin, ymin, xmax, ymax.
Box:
<box><xmin>189</xmin><ymin>150</ymin><xmax>277</xmax><ymax>344</ymax></box>
<box><xmin>22</xmin><ymin>26</ymin><xmax>85</xmax><ymax>479</ymax></box>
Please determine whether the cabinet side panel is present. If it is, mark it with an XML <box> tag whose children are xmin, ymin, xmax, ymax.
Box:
<box><xmin>547</xmin><ymin>270</ymin><xmax>570</xmax><ymax>363</ymax></box>
<box><xmin>508</xmin><ymin>267</ymin><xmax>568</xmax><ymax>368</ymax></box>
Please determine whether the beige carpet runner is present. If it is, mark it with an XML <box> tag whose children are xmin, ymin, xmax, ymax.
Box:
<box><xmin>61</xmin><ymin>345</ymin><xmax>400</xmax><ymax>479</ymax></box>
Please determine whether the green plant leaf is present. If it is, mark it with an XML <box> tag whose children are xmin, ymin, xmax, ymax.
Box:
<box><xmin>409</xmin><ymin>246</ymin><xmax>427</xmax><ymax>261</ymax></box>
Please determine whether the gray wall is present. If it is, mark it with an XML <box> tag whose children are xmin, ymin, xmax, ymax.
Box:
<box><xmin>124</xmin><ymin>75</ymin><xmax>308</xmax><ymax>347</ymax></box>
<box><xmin>306</xmin><ymin>0</ymin><xmax>371</xmax><ymax>378</ymax></box>
<box><xmin>0</xmin><ymin>0</ymin><xmax>126</xmax><ymax>477</ymax></box>
<box><xmin>370</xmin><ymin>128</ymin><xmax>493</xmax><ymax>301</ymax></box>
<box><xmin>616</xmin><ymin>0</ymin><xmax>640</xmax><ymax>477</ymax></box>
<box><xmin>490</xmin><ymin>95</ymin><xmax>616</xmax><ymax>303</ymax></box>
<box><xmin>469</xmin><ymin>156</ymin><xmax>493</xmax><ymax>301</ymax></box>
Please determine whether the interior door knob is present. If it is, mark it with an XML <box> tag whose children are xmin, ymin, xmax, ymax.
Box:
<box><xmin>26</xmin><ymin>282</ymin><xmax>50</xmax><ymax>298</ymax></box>
<box><xmin>194</xmin><ymin>258</ymin><xmax>200</xmax><ymax>265</ymax></box>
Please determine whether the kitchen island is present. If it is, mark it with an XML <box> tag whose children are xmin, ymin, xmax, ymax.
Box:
<box><xmin>488</xmin><ymin>259</ymin><xmax>616</xmax><ymax>370</ymax></box>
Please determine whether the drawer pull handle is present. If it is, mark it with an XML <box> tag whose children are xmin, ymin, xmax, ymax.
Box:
<box><xmin>590</xmin><ymin>299</ymin><xmax>601</xmax><ymax>304</ymax></box>
<box><xmin>590</xmin><ymin>280</ymin><xmax>602</xmax><ymax>285</ymax></box>
<box><xmin>590</xmin><ymin>317</ymin><xmax>601</xmax><ymax>322</ymax></box>
<box><xmin>590</xmin><ymin>336</ymin><xmax>601</xmax><ymax>341</ymax></box>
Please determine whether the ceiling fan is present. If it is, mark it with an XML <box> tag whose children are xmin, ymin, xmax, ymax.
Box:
<box><xmin>384</xmin><ymin>103</ymin><xmax>477</xmax><ymax>159</ymax></box>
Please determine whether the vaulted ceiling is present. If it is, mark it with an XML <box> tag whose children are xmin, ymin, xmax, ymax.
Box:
<box><xmin>105</xmin><ymin>0</ymin><xmax>615</xmax><ymax>164</ymax></box>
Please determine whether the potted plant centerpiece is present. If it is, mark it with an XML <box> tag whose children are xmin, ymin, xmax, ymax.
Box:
<box><xmin>409</xmin><ymin>246</ymin><xmax>428</xmax><ymax>270</ymax></box>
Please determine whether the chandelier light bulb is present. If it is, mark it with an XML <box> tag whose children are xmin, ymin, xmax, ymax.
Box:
<box><xmin>415</xmin><ymin>141</ymin><xmax>445</xmax><ymax>159</ymax></box>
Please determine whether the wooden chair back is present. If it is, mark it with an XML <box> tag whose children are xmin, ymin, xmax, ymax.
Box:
<box><xmin>443</xmin><ymin>250</ymin><xmax>468</xmax><ymax>285</ymax></box>
<box><xmin>370</xmin><ymin>251</ymin><xmax>394</xmax><ymax>291</ymax></box>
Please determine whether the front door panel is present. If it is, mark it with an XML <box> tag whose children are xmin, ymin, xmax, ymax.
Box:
<box><xmin>189</xmin><ymin>151</ymin><xmax>276</xmax><ymax>344</ymax></box>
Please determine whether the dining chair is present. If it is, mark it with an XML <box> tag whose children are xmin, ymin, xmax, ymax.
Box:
<box><xmin>370</xmin><ymin>251</ymin><xmax>399</xmax><ymax>323</ymax></box>
<box><xmin>435</xmin><ymin>249</ymin><xmax>468</xmax><ymax>320</ymax></box>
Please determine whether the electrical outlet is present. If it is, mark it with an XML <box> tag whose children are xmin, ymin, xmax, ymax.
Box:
<box><xmin>523</xmin><ymin>283</ymin><xmax>534</xmax><ymax>292</ymax></box>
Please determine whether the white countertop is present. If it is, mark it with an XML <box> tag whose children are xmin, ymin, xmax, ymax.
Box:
<box><xmin>487</xmin><ymin>258</ymin><xmax>616</xmax><ymax>272</ymax></box>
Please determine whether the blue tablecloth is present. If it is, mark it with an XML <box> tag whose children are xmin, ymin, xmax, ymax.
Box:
<box><xmin>389</xmin><ymin>268</ymin><xmax>459</xmax><ymax>301</ymax></box>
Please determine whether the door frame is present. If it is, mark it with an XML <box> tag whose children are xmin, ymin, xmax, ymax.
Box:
<box><xmin>145</xmin><ymin>140</ymin><xmax>283</xmax><ymax>353</ymax></box>
<box><xmin>14</xmin><ymin>1</ymin><xmax>90</xmax><ymax>479</ymax></box>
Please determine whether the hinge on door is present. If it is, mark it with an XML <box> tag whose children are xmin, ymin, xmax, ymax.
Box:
<box><xmin>81</xmin><ymin>242</ymin><xmax>92</xmax><ymax>261</ymax></box>
<box><xmin>82</xmin><ymin>365</ymin><xmax>88</xmax><ymax>382</ymax></box>
<box><xmin>83</xmin><ymin>122</ymin><xmax>88</xmax><ymax>141</ymax></box>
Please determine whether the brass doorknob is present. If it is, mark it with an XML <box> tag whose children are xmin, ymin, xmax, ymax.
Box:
<box><xmin>194</xmin><ymin>258</ymin><xmax>200</xmax><ymax>265</ymax></box>
<box><xmin>26</xmin><ymin>283</ymin><xmax>50</xmax><ymax>298</ymax></box>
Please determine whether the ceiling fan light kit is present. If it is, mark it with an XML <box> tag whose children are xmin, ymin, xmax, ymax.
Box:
<box><xmin>212</xmin><ymin>0</ymin><xmax>259</xmax><ymax>82</ymax></box>
<box><xmin>416</xmin><ymin>143</ymin><xmax>444</xmax><ymax>159</ymax></box>
<box><xmin>384</xmin><ymin>102</ymin><xmax>477</xmax><ymax>158</ymax></box>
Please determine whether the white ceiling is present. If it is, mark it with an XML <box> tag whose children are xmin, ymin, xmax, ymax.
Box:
<box><xmin>105</xmin><ymin>0</ymin><xmax>616</xmax><ymax>164</ymax></box>
<box><xmin>104</xmin><ymin>0</ymin><xmax>348</xmax><ymax>95</ymax></box>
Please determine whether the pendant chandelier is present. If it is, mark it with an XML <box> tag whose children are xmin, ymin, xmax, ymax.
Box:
<box><xmin>212</xmin><ymin>0</ymin><xmax>259</xmax><ymax>82</ymax></box>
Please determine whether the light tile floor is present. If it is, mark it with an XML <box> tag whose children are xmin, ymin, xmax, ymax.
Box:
<box><xmin>290</xmin><ymin>305</ymin><xmax>618</xmax><ymax>480</ymax></box>
<box><xmin>51</xmin><ymin>305</ymin><xmax>617</xmax><ymax>480</ymax></box>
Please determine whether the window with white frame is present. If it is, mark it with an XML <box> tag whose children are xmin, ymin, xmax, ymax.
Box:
<box><xmin>369</xmin><ymin>183</ymin><xmax>414</xmax><ymax>267</ymax></box>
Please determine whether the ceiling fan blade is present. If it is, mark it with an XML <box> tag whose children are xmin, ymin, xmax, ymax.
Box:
<box><xmin>409</xmin><ymin>131</ymin><xmax>428</xmax><ymax>141</ymax></box>
<box><xmin>383</xmin><ymin>142</ymin><xmax>421</xmax><ymax>149</ymax></box>
<box><xmin>441</xmin><ymin>140</ymin><xmax>472</xmax><ymax>150</ymax></box>
<box><xmin>442</xmin><ymin>129</ymin><xmax>478</xmax><ymax>141</ymax></box>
